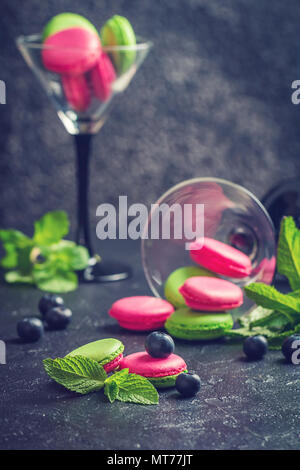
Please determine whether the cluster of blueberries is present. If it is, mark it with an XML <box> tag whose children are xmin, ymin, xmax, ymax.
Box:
<box><xmin>242</xmin><ymin>334</ymin><xmax>299</xmax><ymax>364</ymax></box>
<box><xmin>17</xmin><ymin>294</ymin><xmax>72</xmax><ymax>342</ymax></box>
<box><xmin>145</xmin><ymin>331</ymin><xmax>201</xmax><ymax>398</ymax></box>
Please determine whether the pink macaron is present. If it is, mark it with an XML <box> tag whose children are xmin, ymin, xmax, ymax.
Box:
<box><xmin>90</xmin><ymin>52</ymin><xmax>116</xmax><ymax>101</ymax></box>
<box><xmin>179</xmin><ymin>276</ymin><xmax>243</xmax><ymax>311</ymax></box>
<box><xmin>119</xmin><ymin>351</ymin><xmax>187</xmax><ymax>388</ymax></box>
<box><xmin>42</xmin><ymin>27</ymin><xmax>101</xmax><ymax>75</ymax></box>
<box><xmin>61</xmin><ymin>74</ymin><xmax>91</xmax><ymax>112</ymax></box>
<box><xmin>108</xmin><ymin>296</ymin><xmax>174</xmax><ymax>331</ymax></box>
<box><xmin>190</xmin><ymin>237</ymin><xmax>252</xmax><ymax>279</ymax></box>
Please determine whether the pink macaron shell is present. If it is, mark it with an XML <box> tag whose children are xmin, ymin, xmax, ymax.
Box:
<box><xmin>179</xmin><ymin>276</ymin><xmax>243</xmax><ymax>311</ymax></box>
<box><xmin>119</xmin><ymin>352</ymin><xmax>187</xmax><ymax>378</ymax></box>
<box><xmin>103</xmin><ymin>353</ymin><xmax>123</xmax><ymax>373</ymax></box>
<box><xmin>42</xmin><ymin>27</ymin><xmax>101</xmax><ymax>75</ymax></box>
<box><xmin>61</xmin><ymin>74</ymin><xmax>91</xmax><ymax>112</ymax></box>
<box><xmin>90</xmin><ymin>52</ymin><xmax>116</xmax><ymax>102</ymax></box>
<box><xmin>190</xmin><ymin>237</ymin><xmax>252</xmax><ymax>279</ymax></box>
<box><xmin>109</xmin><ymin>296</ymin><xmax>174</xmax><ymax>331</ymax></box>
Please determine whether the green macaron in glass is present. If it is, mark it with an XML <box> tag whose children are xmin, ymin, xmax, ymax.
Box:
<box><xmin>165</xmin><ymin>307</ymin><xmax>234</xmax><ymax>341</ymax></box>
<box><xmin>100</xmin><ymin>15</ymin><xmax>136</xmax><ymax>73</ymax></box>
<box><xmin>66</xmin><ymin>338</ymin><xmax>124</xmax><ymax>373</ymax></box>
<box><xmin>42</xmin><ymin>12</ymin><xmax>98</xmax><ymax>41</ymax></box>
<box><xmin>164</xmin><ymin>266</ymin><xmax>216</xmax><ymax>309</ymax></box>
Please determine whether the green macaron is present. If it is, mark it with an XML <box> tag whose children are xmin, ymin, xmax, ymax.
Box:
<box><xmin>66</xmin><ymin>338</ymin><xmax>124</xmax><ymax>372</ymax></box>
<box><xmin>42</xmin><ymin>12</ymin><xmax>98</xmax><ymax>42</ymax></box>
<box><xmin>100</xmin><ymin>15</ymin><xmax>136</xmax><ymax>73</ymax></box>
<box><xmin>148</xmin><ymin>371</ymin><xmax>188</xmax><ymax>389</ymax></box>
<box><xmin>164</xmin><ymin>266</ymin><xmax>216</xmax><ymax>309</ymax></box>
<box><xmin>165</xmin><ymin>307</ymin><xmax>234</xmax><ymax>341</ymax></box>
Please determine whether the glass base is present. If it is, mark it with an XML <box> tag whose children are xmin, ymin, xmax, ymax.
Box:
<box><xmin>80</xmin><ymin>258</ymin><xmax>132</xmax><ymax>283</ymax></box>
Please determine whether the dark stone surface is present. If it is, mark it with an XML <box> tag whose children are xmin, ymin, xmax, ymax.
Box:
<box><xmin>1</xmin><ymin>0</ymin><xmax>300</xmax><ymax>237</ymax></box>
<box><xmin>0</xmin><ymin>239</ymin><xmax>299</xmax><ymax>450</ymax></box>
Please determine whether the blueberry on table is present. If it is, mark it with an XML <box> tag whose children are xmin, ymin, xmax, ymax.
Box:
<box><xmin>243</xmin><ymin>335</ymin><xmax>268</xmax><ymax>360</ymax></box>
<box><xmin>175</xmin><ymin>372</ymin><xmax>201</xmax><ymax>398</ymax></box>
<box><xmin>44</xmin><ymin>307</ymin><xmax>72</xmax><ymax>330</ymax></box>
<box><xmin>38</xmin><ymin>294</ymin><xmax>64</xmax><ymax>316</ymax></box>
<box><xmin>282</xmin><ymin>335</ymin><xmax>300</xmax><ymax>364</ymax></box>
<box><xmin>145</xmin><ymin>331</ymin><xmax>175</xmax><ymax>358</ymax></box>
<box><xmin>17</xmin><ymin>317</ymin><xmax>44</xmax><ymax>342</ymax></box>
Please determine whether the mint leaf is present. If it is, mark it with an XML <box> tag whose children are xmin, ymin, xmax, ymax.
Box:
<box><xmin>0</xmin><ymin>229</ymin><xmax>30</xmax><ymax>245</ymax></box>
<box><xmin>107</xmin><ymin>370</ymin><xmax>159</xmax><ymax>405</ymax></box>
<box><xmin>5</xmin><ymin>270</ymin><xmax>33</xmax><ymax>284</ymax></box>
<box><xmin>277</xmin><ymin>216</ymin><xmax>300</xmax><ymax>290</ymax></box>
<box><xmin>244</xmin><ymin>283</ymin><xmax>300</xmax><ymax>322</ymax></box>
<box><xmin>238</xmin><ymin>306</ymin><xmax>274</xmax><ymax>328</ymax></box>
<box><xmin>34</xmin><ymin>211</ymin><xmax>69</xmax><ymax>246</ymax></box>
<box><xmin>104</xmin><ymin>380</ymin><xmax>119</xmax><ymax>403</ymax></box>
<box><xmin>34</xmin><ymin>268</ymin><xmax>78</xmax><ymax>293</ymax></box>
<box><xmin>43</xmin><ymin>356</ymin><xmax>107</xmax><ymax>394</ymax></box>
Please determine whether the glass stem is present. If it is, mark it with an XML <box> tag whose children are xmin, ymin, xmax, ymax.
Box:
<box><xmin>74</xmin><ymin>134</ymin><xmax>93</xmax><ymax>257</ymax></box>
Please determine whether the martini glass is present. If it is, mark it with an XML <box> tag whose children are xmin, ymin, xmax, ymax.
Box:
<box><xmin>16</xmin><ymin>33</ymin><xmax>152</xmax><ymax>282</ymax></box>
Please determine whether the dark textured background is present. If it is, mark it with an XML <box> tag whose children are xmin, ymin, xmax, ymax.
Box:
<box><xmin>1</xmin><ymin>0</ymin><xmax>300</xmax><ymax>239</ymax></box>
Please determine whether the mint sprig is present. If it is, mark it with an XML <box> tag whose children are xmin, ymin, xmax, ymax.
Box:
<box><xmin>43</xmin><ymin>356</ymin><xmax>107</xmax><ymax>394</ymax></box>
<box><xmin>226</xmin><ymin>216</ymin><xmax>300</xmax><ymax>349</ymax></box>
<box><xmin>277</xmin><ymin>216</ymin><xmax>300</xmax><ymax>290</ymax></box>
<box><xmin>104</xmin><ymin>369</ymin><xmax>159</xmax><ymax>405</ymax></box>
<box><xmin>44</xmin><ymin>357</ymin><xmax>159</xmax><ymax>405</ymax></box>
<box><xmin>0</xmin><ymin>211</ymin><xmax>90</xmax><ymax>293</ymax></box>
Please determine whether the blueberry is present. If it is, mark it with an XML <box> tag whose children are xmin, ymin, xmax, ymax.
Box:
<box><xmin>282</xmin><ymin>334</ymin><xmax>300</xmax><ymax>364</ymax></box>
<box><xmin>243</xmin><ymin>335</ymin><xmax>268</xmax><ymax>360</ymax></box>
<box><xmin>44</xmin><ymin>307</ymin><xmax>72</xmax><ymax>330</ymax></box>
<box><xmin>38</xmin><ymin>294</ymin><xmax>64</xmax><ymax>316</ymax></box>
<box><xmin>175</xmin><ymin>372</ymin><xmax>201</xmax><ymax>398</ymax></box>
<box><xmin>145</xmin><ymin>331</ymin><xmax>175</xmax><ymax>358</ymax></box>
<box><xmin>17</xmin><ymin>317</ymin><xmax>44</xmax><ymax>342</ymax></box>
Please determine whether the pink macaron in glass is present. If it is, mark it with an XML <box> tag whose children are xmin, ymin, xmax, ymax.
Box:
<box><xmin>90</xmin><ymin>52</ymin><xmax>116</xmax><ymax>102</ymax></box>
<box><xmin>42</xmin><ymin>27</ymin><xmax>101</xmax><ymax>75</ymax></box>
<box><xmin>179</xmin><ymin>276</ymin><xmax>243</xmax><ymax>311</ymax></box>
<box><xmin>189</xmin><ymin>237</ymin><xmax>252</xmax><ymax>279</ymax></box>
<box><xmin>108</xmin><ymin>296</ymin><xmax>174</xmax><ymax>331</ymax></box>
<box><xmin>61</xmin><ymin>74</ymin><xmax>91</xmax><ymax>112</ymax></box>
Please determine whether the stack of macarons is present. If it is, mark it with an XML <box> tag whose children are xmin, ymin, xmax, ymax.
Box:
<box><xmin>65</xmin><ymin>335</ymin><xmax>189</xmax><ymax>389</ymax></box>
<box><xmin>41</xmin><ymin>13</ymin><xmax>137</xmax><ymax>111</ymax></box>
<box><xmin>120</xmin><ymin>332</ymin><xmax>188</xmax><ymax>389</ymax></box>
<box><xmin>165</xmin><ymin>237</ymin><xmax>252</xmax><ymax>341</ymax></box>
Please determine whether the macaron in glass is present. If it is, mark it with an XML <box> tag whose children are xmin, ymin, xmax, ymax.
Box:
<box><xmin>108</xmin><ymin>296</ymin><xmax>174</xmax><ymax>331</ymax></box>
<box><xmin>42</xmin><ymin>27</ymin><xmax>101</xmax><ymax>75</ymax></box>
<box><xmin>66</xmin><ymin>338</ymin><xmax>124</xmax><ymax>373</ymax></box>
<box><xmin>179</xmin><ymin>276</ymin><xmax>243</xmax><ymax>311</ymax></box>
<box><xmin>61</xmin><ymin>73</ymin><xmax>91</xmax><ymax>112</ymax></box>
<box><xmin>164</xmin><ymin>266</ymin><xmax>216</xmax><ymax>309</ymax></box>
<box><xmin>100</xmin><ymin>15</ymin><xmax>136</xmax><ymax>73</ymax></box>
<box><xmin>90</xmin><ymin>52</ymin><xmax>116</xmax><ymax>101</ymax></box>
<box><xmin>120</xmin><ymin>351</ymin><xmax>187</xmax><ymax>388</ymax></box>
<box><xmin>42</xmin><ymin>12</ymin><xmax>98</xmax><ymax>41</ymax></box>
<box><xmin>165</xmin><ymin>307</ymin><xmax>234</xmax><ymax>341</ymax></box>
<box><xmin>190</xmin><ymin>237</ymin><xmax>252</xmax><ymax>279</ymax></box>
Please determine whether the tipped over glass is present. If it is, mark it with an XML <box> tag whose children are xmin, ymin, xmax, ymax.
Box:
<box><xmin>17</xmin><ymin>33</ymin><xmax>152</xmax><ymax>282</ymax></box>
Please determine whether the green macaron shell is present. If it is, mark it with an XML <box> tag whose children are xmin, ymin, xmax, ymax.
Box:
<box><xmin>66</xmin><ymin>338</ymin><xmax>124</xmax><ymax>364</ymax></box>
<box><xmin>165</xmin><ymin>308</ymin><xmax>234</xmax><ymax>341</ymax></box>
<box><xmin>148</xmin><ymin>370</ymin><xmax>188</xmax><ymax>389</ymax></box>
<box><xmin>164</xmin><ymin>266</ymin><xmax>216</xmax><ymax>309</ymax></box>
<box><xmin>42</xmin><ymin>13</ymin><xmax>98</xmax><ymax>42</ymax></box>
<box><xmin>100</xmin><ymin>15</ymin><xmax>136</xmax><ymax>73</ymax></box>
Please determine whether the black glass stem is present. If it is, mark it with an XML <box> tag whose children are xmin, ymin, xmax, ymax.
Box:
<box><xmin>73</xmin><ymin>133</ymin><xmax>132</xmax><ymax>282</ymax></box>
<box><xmin>74</xmin><ymin>133</ymin><xmax>93</xmax><ymax>255</ymax></box>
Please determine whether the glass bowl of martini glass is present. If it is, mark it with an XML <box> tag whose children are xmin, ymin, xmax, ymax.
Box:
<box><xmin>141</xmin><ymin>177</ymin><xmax>276</xmax><ymax>317</ymax></box>
<box><xmin>16</xmin><ymin>30</ymin><xmax>152</xmax><ymax>282</ymax></box>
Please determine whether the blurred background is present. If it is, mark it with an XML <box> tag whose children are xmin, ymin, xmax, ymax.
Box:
<box><xmin>1</xmin><ymin>0</ymin><xmax>300</xmax><ymax>238</ymax></box>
